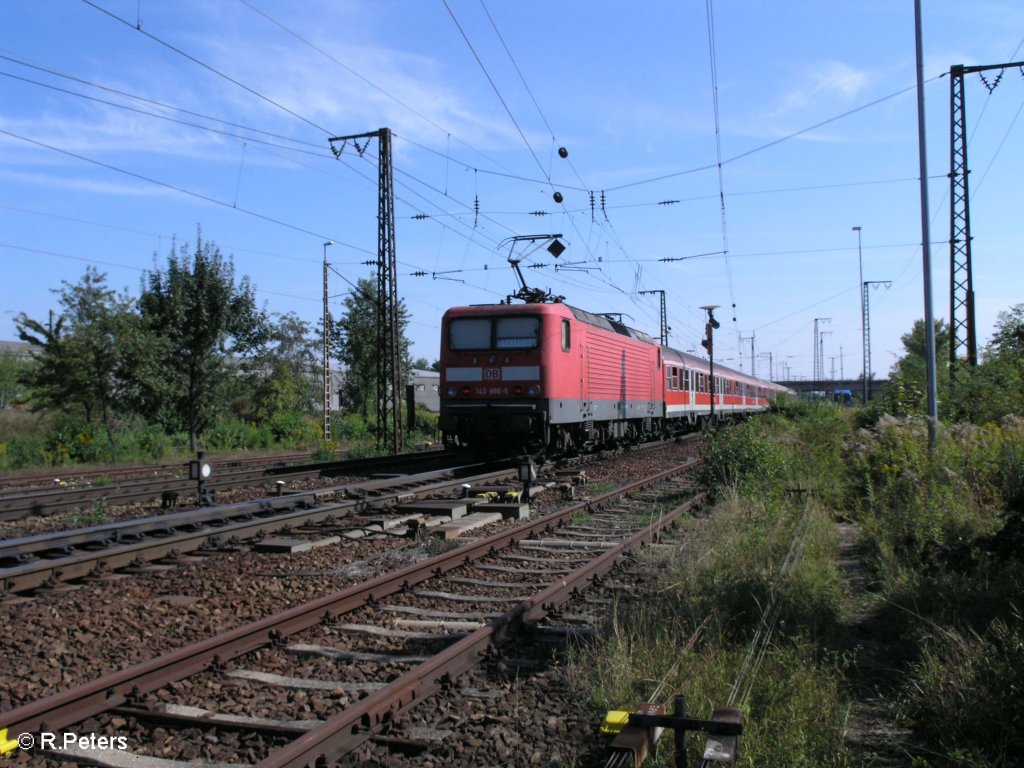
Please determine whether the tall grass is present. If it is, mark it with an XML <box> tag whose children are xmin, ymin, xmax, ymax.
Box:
<box><xmin>569</xmin><ymin>420</ymin><xmax>850</xmax><ymax>766</ymax></box>
<box><xmin>902</xmin><ymin>610</ymin><xmax>1024</xmax><ymax>766</ymax></box>
<box><xmin>570</xmin><ymin>404</ymin><xmax>1024</xmax><ymax>767</ymax></box>
<box><xmin>840</xmin><ymin>414</ymin><xmax>1024</xmax><ymax>766</ymax></box>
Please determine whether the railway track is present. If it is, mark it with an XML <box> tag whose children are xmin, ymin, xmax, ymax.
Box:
<box><xmin>0</xmin><ymin>459</ymin><xmax>516</xmax><ymax>597</ymax></box>
<box><xmin>0</xmin><ymin>447</ymin><xmax>452</xmax><ymax>523</ymax></box>
<box><xmin>2</xmin><ymin>457</ymin><xmax>706</xmax><ymax>766</ymax></box>
<box><xmin>0</xmin><ymin>451</ymin><xmax>316</xmax><ymax>491</ymax></box>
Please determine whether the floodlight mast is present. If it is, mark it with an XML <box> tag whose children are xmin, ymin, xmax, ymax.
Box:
<box><xmin>500</xmin><ymin>234</ymin><xmax>565</xmax><ymax>303</ymax></box>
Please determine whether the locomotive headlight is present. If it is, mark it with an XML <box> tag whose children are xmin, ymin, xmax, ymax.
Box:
<box><xmin>446</xmin><ymin>385</ymin><xmax>458</xmax><ymax>398</ymax></box>
<box><xmin>527</xmin><ymin>385</ymin><xmax>541</xmax><ymax>398</ymax></box>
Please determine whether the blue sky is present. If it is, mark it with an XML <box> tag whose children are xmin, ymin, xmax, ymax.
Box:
<box><xmin>2</xmin><ymin>1</ymin><xmax>1022</xmax><ymax>381</ymax></box>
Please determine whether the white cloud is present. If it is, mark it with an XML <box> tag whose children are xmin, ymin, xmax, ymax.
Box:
<box><xmin>771</xmin><ymin>62</ymin><xmax>871</xmax><ymax>118</ymax></box>
<box><xmin>0</xmin><ymin>167</ymin><xmax>180</xmax><ymax>198</ymax></box>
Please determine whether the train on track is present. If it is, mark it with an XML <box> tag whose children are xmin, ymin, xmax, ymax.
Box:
<box><xmin>439</xmin><ymin>299</ymin><xmax>793</xmax><ymax>455</ymax></box>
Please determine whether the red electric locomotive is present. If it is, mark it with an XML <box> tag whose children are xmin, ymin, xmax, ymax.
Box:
<box><xmin>439</xmin><ymin>300</ymin><xmax>790</xmax><ymax>455</ymax></box>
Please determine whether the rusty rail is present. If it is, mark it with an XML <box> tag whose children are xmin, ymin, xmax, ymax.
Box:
<box><xmin>3</xmin><ymin>460</ymin><xmax>701</xmax><ymax>763</ymax></box>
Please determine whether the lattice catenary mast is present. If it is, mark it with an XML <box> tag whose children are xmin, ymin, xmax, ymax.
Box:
<box><xmin>948</xmin><ymin>60</ymin><xmax>1024</xmax><ymax>381</ymax></box>
<box><xmin>329</xmin><ymin>128</ymin><xmax>402</xmax><ymax>454</ymax></box>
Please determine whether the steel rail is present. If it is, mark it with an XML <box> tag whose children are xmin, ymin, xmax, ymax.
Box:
<box><xmin>1</xmin><ymin>460</ymin><xmax>699</xmax><ymax>740</ymax></box>
<box><xmin>0</xmin><ymin>458</ymin><xmax>490</xmax><ymax>562</ymax></box>
<box><xmin>0</xmin><ymin>447</ymin><xmax>454</xmax><ymax>521</ymax></box>
<box><xmin>0</xmin><ymin>451</ymin><xmax>316</xmax><ymax>490</ymax></box>
<box><xmin>261</xmin><ymin>480</ymin><xmax>706</xmax><ymax>767</ymax></box>
<box><xmin>0</xmin><ymin>465</ymin><xmax>517</xmax><ymax>595</ymax></box>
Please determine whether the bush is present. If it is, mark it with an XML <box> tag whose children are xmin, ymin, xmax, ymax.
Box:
<box><xmin>409</xmin><ymin>407</ymin><xmax>439</xmax><ymax>445</ymax></box>
<box><xmin>204</xmin><ymin>417</ymin><xmax>272</xmax><ymax>452</ymax></box>
<box><xmin>44</xmin><ymin>414</ymin><xmax>106</xmax><ymax>465</ymax></box>
<box><xmin>120</xmin><ymin>422</ymin><xmax>175</xmax><ymax>461</ymax></box>
<box><xmin>845</xmin><ymin>417</ymin><xmax>1016</xmax><ymax>572</ymax></box>
<box><xmin>311</xmin><ymin>440</ymin><xmax>337</xmax><ymax>462</ymax></box>
<box><xmin>698</xmin><ymin>422</ymin><xmax>789</xmax><ymax>503</ymax></box>
<box><xmin>334</xmin><ymin>412</ymin><xmax>372</xmax><ymax>442</ymax></box>
<box><xmin>0</xmin><ymin>434</ymin><xmax>46</xmax><ymax>469</ymax></box>
<box><xmin>266</xmin><ymin>411</ymin><xmax>317</xmax><ymax>446</ymax></box>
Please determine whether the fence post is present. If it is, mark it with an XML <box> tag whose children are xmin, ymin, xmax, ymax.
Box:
<box><xmin>673</xmin><ymin>695</ymin><xmax>688</xmax><ymax>768</ymax></box>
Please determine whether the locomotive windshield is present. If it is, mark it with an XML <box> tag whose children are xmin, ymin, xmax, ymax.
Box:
<box><xmin>448</xmin><ymin>315</ymin><xmax>540</xmax><ymax>350</ymax></box>
<box><xmin>495</xmin><ymin>317</ymin><xmax>539</xmax><ymax>349</ymax></box>
<box><xmin>448</xmin><ymin>318</ymin><xmax>491</xmax><ymax>349</ymax></box>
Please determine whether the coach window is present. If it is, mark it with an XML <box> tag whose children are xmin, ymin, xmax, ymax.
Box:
<box><xmin>561</xmin><ymin>319</ymin><xmax>571</xmax><ymax>352</ymax></box>
<box><xmin>496</xmin><ymin>316</ymin><xmax>540</xmax><ymax>350</ymax></box>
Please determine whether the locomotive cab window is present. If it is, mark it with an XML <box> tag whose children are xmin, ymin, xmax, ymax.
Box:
<box><xmin>448</xmin><ymin>318</ymin><xmax>492</xmax><ymax>350</ymax></box>
<box><xmin>561</xmin><ymin>319</ymin><xmax>571</xmax><ymax>352</ymax></box>
<box><xmin>448</xmin><ymin>316</ymin><xmax>540</xmax><ymax>351</ymax></box>
<box><xmin>496</xmin><ymin>316</ymin><xmax>540</xmax><ymax>350</ymax></box>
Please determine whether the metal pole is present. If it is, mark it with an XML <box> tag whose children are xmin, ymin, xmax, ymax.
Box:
<box><xmin>813</xmin><ymin>319</ymin><xmax>819</xmax><ymax>381</ymax></box>
<box><xmin>639</xmin><ymin>289</ymin><xmax>668</xmax><ymax>344</ymax></box>
<box><xmin>863</xmin><ymin>280</ymin><xmax>891</xmax><ymax>407</ymax></box>
<box><xmin>813</xmin><ymin>318</ymin><xmax>831</xmax><ymax>383</ymax></box>
<box><xmin>853</xmin><ymin>226</ymin><xmax>867</xmax><ymax>405</ymax></box>
<box><xmin>915</xmin><ymin>0</ymin><xmax>939</xmax><ymax>448</ymax></box>
<box><xmin>322</xmin><ymin>240</ymin><xmax>333</xmax><ymax>441</ymax></box>
<box><xmin>328</xmin><ymin>128</ymin><xmax>402</xmax><ymax>454</ymax></box>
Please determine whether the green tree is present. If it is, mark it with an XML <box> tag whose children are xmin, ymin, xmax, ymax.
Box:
<box><xmin>133</xmin><ymin>236</ymin><xmax>269</xmax><ymax>451</ymax></box>
<box><xmin>0</xmin><ymin>348</ymin><xmax>33</xmax><ymax>409</ymax></box>
<box><xmin>989</xmin><ymin>304</ymin><xmax>1024</xmax><ymax>360</ymax></box>
<box><xmin>411</xmin><ymin>357</ymin><xmax>440</xmax><ymax>372</ymax></box>
<box><xmin>884</xmin><ymin>319</ymin><xmax>950</xmax><ymax>418</ymax></box>
<box><xmin>951</xmin><ymin>304</ymin><xmax>1024</xmax><ymax>422</ymax></box>
<box><xmin>334</xmin><ymin>278</ymin><xmax>412</xmax><ymax>418</ymax></box>
<box><xmin>250</xmin><ymin>312</ymin><xmax>320</xmax><ymax>436</ymax></box>
<box><xmin>15</xmin><ymin>268</ymin><xmax>134</xmax><ymax>443</ymax></box>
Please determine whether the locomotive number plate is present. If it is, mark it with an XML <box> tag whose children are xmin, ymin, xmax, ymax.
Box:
<box><xmin>483</xmin><ymin>367</ymin><xmax>501</xmax><ymax>380</ymax></box>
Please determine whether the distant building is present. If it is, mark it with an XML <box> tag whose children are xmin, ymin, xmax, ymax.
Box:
<box><xmin>410</xmin><ymin>369</ymin><xmax>440</xmax><ymax>412</ymax></box>
<box><xmin>0</xmin><ymin>340</ymin><xmax>33</xmax><ymax>359</ymax></box>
